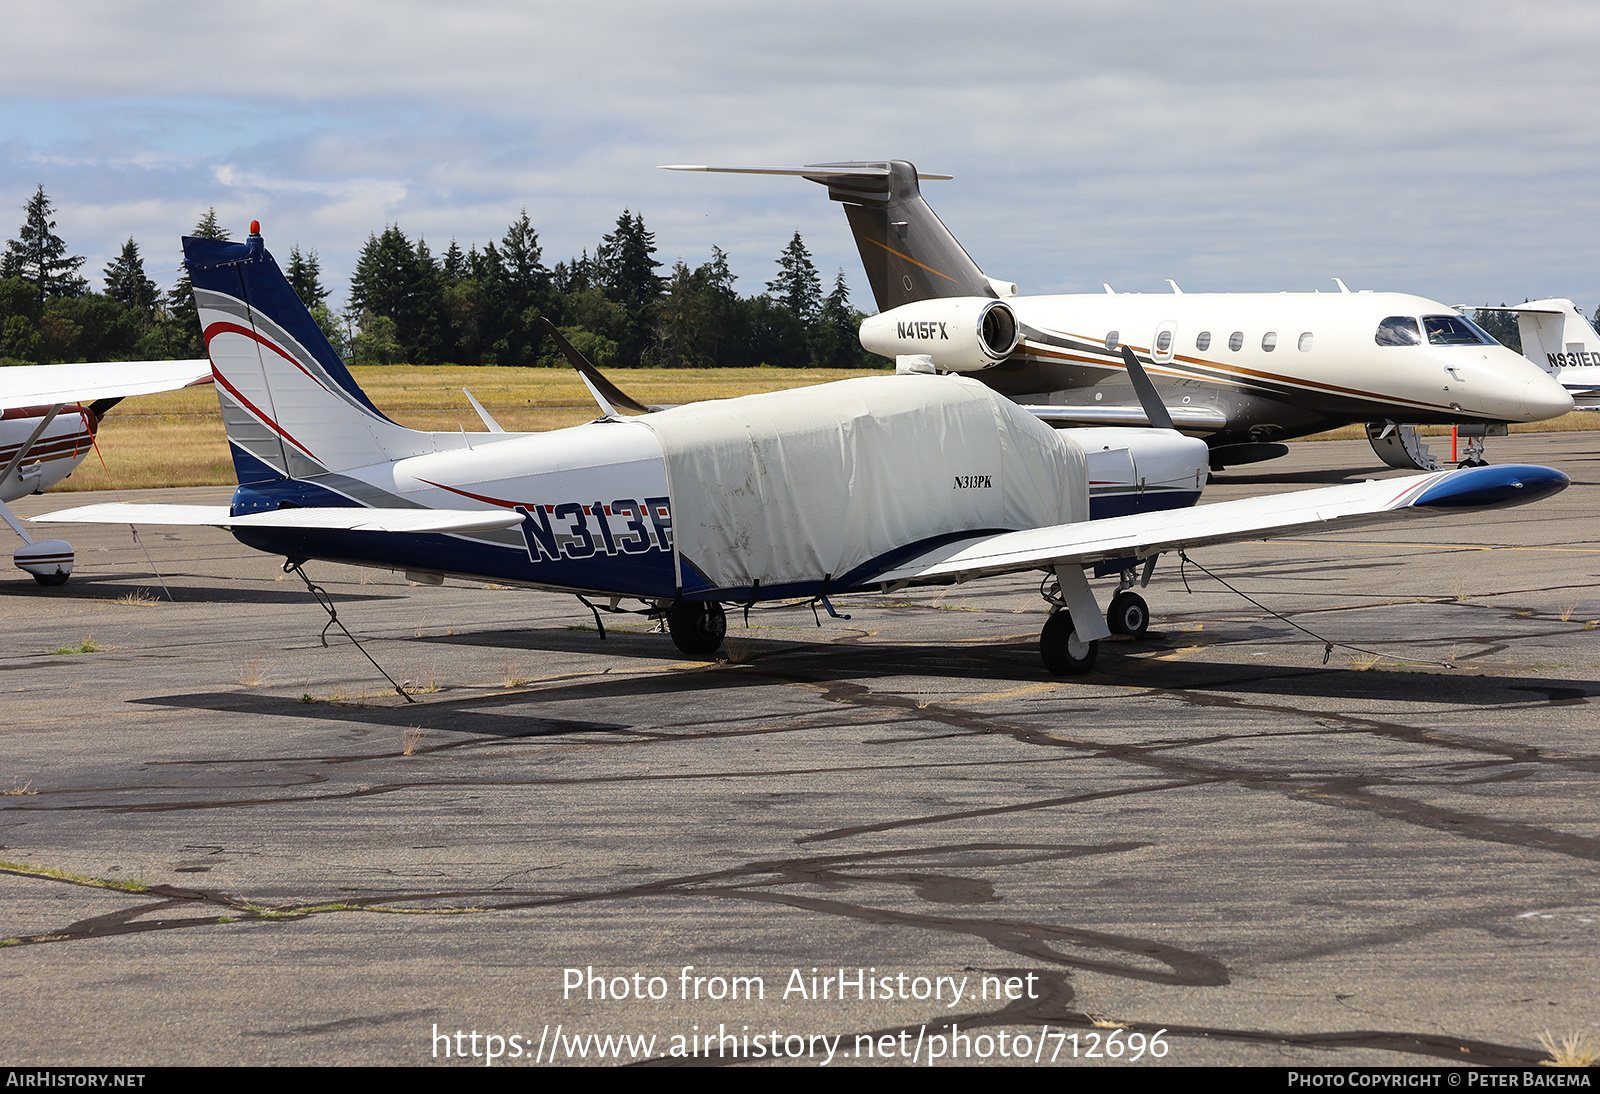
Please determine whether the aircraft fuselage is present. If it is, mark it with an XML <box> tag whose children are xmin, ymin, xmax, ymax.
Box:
<box><xmin>975</xmin><ymin>291</ymin><xmax>1571</xmax><ymax>447</ymax></box>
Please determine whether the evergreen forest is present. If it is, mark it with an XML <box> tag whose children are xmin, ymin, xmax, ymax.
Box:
<box><xmin>0</xmin><ymin>187</ymin><xmax>881</xmax><ymax>371</ymax></box>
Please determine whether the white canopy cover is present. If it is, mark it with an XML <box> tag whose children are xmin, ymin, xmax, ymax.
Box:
<box><xmin>641</xmin><ymin>374</ymin><xmax>1088</xmax><ymax>592</ymax></box>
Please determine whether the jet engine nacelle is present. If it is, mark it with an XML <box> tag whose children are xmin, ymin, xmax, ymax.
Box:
<box><xmin>859</xmin><ymin>298</ymin><xmax>1020</xmax><ymax>371</ymax></box>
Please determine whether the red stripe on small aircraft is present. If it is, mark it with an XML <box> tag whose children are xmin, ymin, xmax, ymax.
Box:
<box><xmin>417</xmin><ymin>478</ymin><xmax>531</xmax><ymax>509</ymax></box>
<box><xmin>203</xmin><ymin>321</ymin><xmax>335</xmax><ymax>396</ymax></box>
<box><xmin>209</xmin><ymin>369</ymin><xmax>320</xmax><ymax>462</ymax></box>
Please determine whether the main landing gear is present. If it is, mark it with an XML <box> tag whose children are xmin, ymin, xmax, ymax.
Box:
<box><xmin>1106</xmin><ymin>589</ymin><xmax>1149</xmax><ymax>638</ymax></box>
<box><xmin>664</xmin><ymin>601</ymin><xmax>727</xmax><ymax>657</ymax></box>
<box><xmin>1040</xmin><ymin>609</ymin><xmax>1097</xmax><ymax>674</ymax></box>
<box><xmin>1038</xmin><ymin>563</ymin><xmax>1155</xmax><ymax>675</ymax></box>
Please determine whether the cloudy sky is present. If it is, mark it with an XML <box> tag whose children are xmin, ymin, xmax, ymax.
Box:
<box><xmin>4</xmin><ymin>0</ymin><xmax>1599</xmax><ymax>314</ymax></box>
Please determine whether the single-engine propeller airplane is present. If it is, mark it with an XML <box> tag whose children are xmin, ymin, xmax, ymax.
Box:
<box><xmin>35</xmin><ymin>225</ymin><xmax>1568</xmax><ymax>673</ymax></box>
<box><xmin>2</xmin><ymin>358</ymin><xmax>211</xmax><ymax>584</ymax></box>
<box><xmin>662</xmin><ymin>162</ymin><xmax>1573</xmax><ymax>473</ymax></box>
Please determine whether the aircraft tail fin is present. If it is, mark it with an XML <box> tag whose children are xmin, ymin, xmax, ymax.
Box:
<box><xmin>184</xmin><ymin>227</ymin><xmax>434</xmax><ymax>485</ymax></box>
<box><xmin>662</xmin><ymin>161</ymin><xmax>999</xmax><ymax>311</ymax></box>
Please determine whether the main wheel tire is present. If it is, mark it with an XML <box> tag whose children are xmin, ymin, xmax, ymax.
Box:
<box><xmin>1040</xmin><ymin>610</ymin><xmax>1097</xmax><ymax>675</ymax></box>
<box><xmin>665</xmin><ymin>601</ymin><xmax>727</xmax><ymax>657</ymax></box>
<box><xmin>30</xmin><ymin>571</ymin><xmax>69</xmax><ymax>587</ymax></box>
<box><xmin>1106</xmin><ymin>590</ymin><xmax>1149</xmax><ymax>638</ymax></box>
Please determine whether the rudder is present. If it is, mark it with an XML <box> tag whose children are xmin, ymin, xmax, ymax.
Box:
<box><xmin>184</xmin><ymin>227</ymin><xmax>431</xmax><ymax>483</ymax></box>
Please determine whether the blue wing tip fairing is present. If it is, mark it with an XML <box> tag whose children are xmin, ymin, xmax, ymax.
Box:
<box><xmin>1412</xmin><ymin>464</ymin><xmax>1569</xmax><ymax>510</ymax></box>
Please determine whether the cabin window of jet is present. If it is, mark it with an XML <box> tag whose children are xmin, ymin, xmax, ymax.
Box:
<box><xmin>1228</xmin><ymin>331</ymin><xmax>1244</xmax><ymax>351</ymax></box>
<box><xmin>1104</xmin><ymin>331</ymin><xmax>1119</xmax><ymax>351</ymax></box>
<box><xmin>1156</xmin><ymin>330</ymin><xmax>1173</xmax><ymax>354</ymax></box>
<box><xmin>1375</xmin><ymin>316</ymin><xmax>1422</xmax><ymax>346</ymax></box>
<box><xmin>1423</xmin><ymin>315</ymin><xmax>1497</xmax><ymax>346</ymax></box>
<box><xmin>1298</xmin><ymin>332</ymin><xmax>1313</xmax><ymax>352</ymax></box>
<box><xmin>1196</xmin><ymin>331</ymin><xmax>1211</xmax><ymax>351</ymax></box>
<box><xmin>1262</xmin><ymin>332</ymin><xmax>1278</xmax><ymax>352</ymax></box>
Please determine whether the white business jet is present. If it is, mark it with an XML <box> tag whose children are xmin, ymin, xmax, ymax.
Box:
<box><xmin>34</xmin><ymin>226</ymin><xmax>1567</xmax><ymax>673</ymax></box>
<box><xmin>662</xmin><ymin>162</ymin><xmax>1573</xmax><ymax>473</ymax></box>
<box><xmin>1</xmin><ymin>359</ymin><xmax>211</xmax><ymax>584</ymax></box>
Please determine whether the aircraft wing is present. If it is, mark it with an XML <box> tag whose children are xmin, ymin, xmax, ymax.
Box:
<box><xmin>869</xmin><ymin>464</ymin><xmax>1567</xmax><ymax>586</ymax></box>
<box><xmin>1020</xmin><ymin>403</ymin><xmax>1229</xmax><ymax>431</ymax></box>
<box><xmin>0</xmin><ymin>359</ymin><xmax>212</xmax><ymax>412</ymax></box>
<box><xmin>33</xmin><ymin>503</ymin><xmax>524</xmax><ymax>535</ymax></box>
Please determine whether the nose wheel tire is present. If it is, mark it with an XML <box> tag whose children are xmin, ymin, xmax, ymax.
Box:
<box><xmin>665</xmin><ymin>601</ymin><xmax>727</xmax><ymax>657</ymax></box>
<box><xmin>1106</xmin><ymin>591</ymin><xmax>1149</xmax><ymax>638</ymax></box>
<box><xmin>1040</xmin><ymin>610</ymin><xmax>1098</xmax><ymax>675</ymax></box>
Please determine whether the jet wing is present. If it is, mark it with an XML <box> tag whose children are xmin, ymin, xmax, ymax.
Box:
<box><xmin>0</xmin><ymin>359</ymin><xmax>212</xmax><ymax>412</ymax></box>
<box><xmin>33</xmin><ymin>503</ymin><xmax>524</xmax><ymax>535</ymax></box>
<box><xmin>869</xmin><ymin>464</ymin><xmax>1567</xmax><ymax>586</ymax></box>
<box><xmin>1020</xmin><ymin>403</ymin><xmax>1229</xmax><ymax>431</ymax></box>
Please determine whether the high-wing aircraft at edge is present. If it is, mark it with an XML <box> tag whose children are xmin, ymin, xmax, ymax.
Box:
<box><xmin>661</xmin><ymin>162</ymin><xmax>1573</xmax><ymax>473</ymax></box>
<box><xmin>1</xmin><ymin>358</ymin><xmax>212</xmax><ymax>584</ymax></box>
<box><xmin>33</xmin><ymin>225</ymin><xmax>1569</xmax><ymax>674</ymax></box>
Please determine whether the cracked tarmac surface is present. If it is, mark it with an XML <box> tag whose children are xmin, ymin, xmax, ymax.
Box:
<box><xmin>0</xmin><ymin>435</ymin><xmax>1596</xmax><ymax>1066</ymax></box>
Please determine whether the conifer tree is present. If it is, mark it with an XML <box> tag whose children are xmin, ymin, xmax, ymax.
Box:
<box><xmin>1</xmin><ymin>186</ymin><xmax>87</xmax><ymax>302</ymax></box>
<box><xmin>766</xmin><ymin>230</ymin><xmax>820</xmax><ymax>325</ymax></box>
<box><xmin>163</xmin><ymin>208</ymin><xmax>233</xmax><ymax>356</ymax></box>
<box><xmin>103</xmin><ymin>237</ymin><xmax>159</xmax><ymax>316</ymax></box>
<box><xmin>597</xmin><ymin>210</ymin><xmax>661</xmax><ymax>367</ymax></box>
<box><xmin>286</xmin><ymin>245</ymin><xmax>329</xmax><ymax>306</ymax></box>
<box><xmin>813</xmin><ymin>270</ymin><xmax>871</xmax><ymax>368</ymax></box>
<box><xmin>191</xmin><ymin>208</ymin><xmax>230</xmax><ymax>241</ymax></box>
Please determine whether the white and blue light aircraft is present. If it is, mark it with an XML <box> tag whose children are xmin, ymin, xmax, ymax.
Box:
<box><xmin>36</xmin><ymin>225</ymin><xmax>1569</xmax><ymax>673</ymax></box>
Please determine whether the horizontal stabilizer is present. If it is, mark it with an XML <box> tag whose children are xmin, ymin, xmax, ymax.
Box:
<box><xmin>0</xmin><ymin>360</ymin><xmax>211</xmax><ymax>412</ymax></box>
<box><xmin>870</xmin><ymin>464</ymin><xmax>1568</xmax><ymax>586</ymax></box>
<box><xmin>660</xmin><ymin>164</ymin><xmax>953</xmax><ymax>181</ymax></box>
<box><xmin>34</xmin><ymin>503</ymin><xmax>524</xmax><ymax>535</ymax></box>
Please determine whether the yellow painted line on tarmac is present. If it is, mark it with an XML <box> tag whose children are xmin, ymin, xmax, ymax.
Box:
<box><xmin>944</xmin><ymin>682</ymin><xmax>1067</xmax><ymax>705</ymax></box>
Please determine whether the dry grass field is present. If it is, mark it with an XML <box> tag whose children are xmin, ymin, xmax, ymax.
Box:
<box><xmin>44</xmin><ymin>362</ymin><xmax>1598</xmax><ymax>492</ymax></box>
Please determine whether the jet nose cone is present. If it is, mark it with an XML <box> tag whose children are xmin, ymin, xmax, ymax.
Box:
<box><xmin>1523</xmin><ymin>373</ymin><xmax>1575</xmax><ymax>420</ymax></box>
